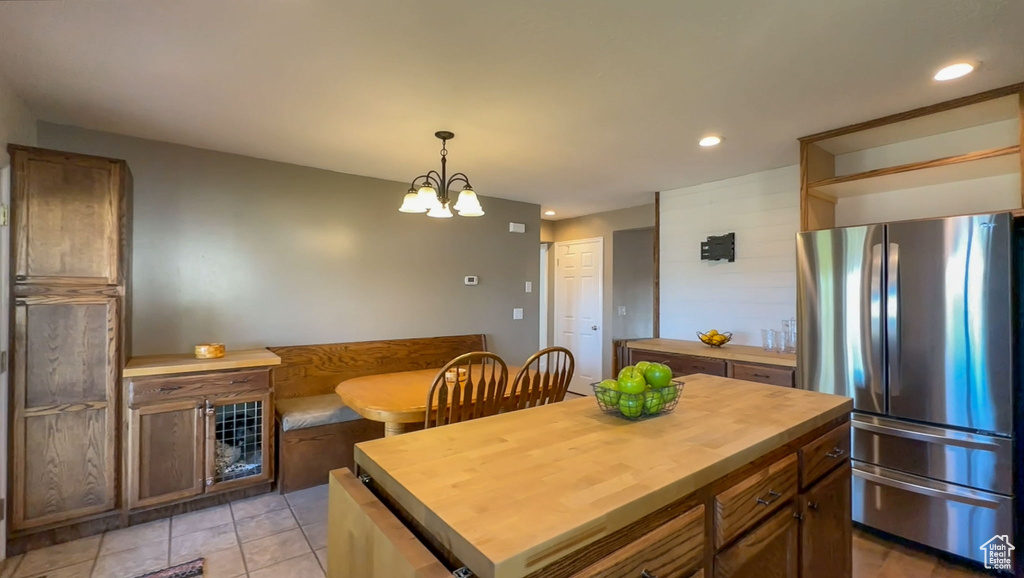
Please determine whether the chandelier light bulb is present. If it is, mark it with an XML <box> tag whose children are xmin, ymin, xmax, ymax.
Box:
<box><xmin>398</xmin><ymin>189</ymin><xmax>426</xmax><ymax>213</ymax></box>
<box><xmin>427</xmin><ymin>202</ymin><xmax>454</xmax><ymax>218</ymax></box>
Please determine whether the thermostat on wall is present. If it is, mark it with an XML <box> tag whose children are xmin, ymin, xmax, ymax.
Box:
<box><xmin>465</xmin><ymin>276</ymin><xmax>479</xmax><ymax>285</ymax></box>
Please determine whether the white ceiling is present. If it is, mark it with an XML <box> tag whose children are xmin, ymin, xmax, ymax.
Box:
<box><xmin>1</xmin><ymin>1</ymin><xmax>1023</xmax><ymax>219</ymax></box>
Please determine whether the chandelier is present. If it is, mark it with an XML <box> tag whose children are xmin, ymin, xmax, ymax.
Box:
<box><xmin>398</xmin><ymin>131</ymin><xmax>484</xmax><ymax>218</ymax></box>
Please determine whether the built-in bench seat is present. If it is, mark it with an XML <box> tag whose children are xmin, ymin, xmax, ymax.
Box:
<box><xmin>269</xmin><ymin>334</ymin><xmax>487</xmax><ymax>493</ymax></box>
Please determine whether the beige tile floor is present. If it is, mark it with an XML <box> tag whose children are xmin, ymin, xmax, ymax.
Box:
<box><xmin>0</xmin><ymin>485</ymin><xmax>328</xmax><ymax>578</ymax></box>
<box><xmin>0</xmin><ymin>488</ymin><xmax>997</xmax><ymax>578</ymax></box>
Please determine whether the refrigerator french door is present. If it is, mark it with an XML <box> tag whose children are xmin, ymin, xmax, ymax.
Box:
<box><xmin>796</xmin><ymin>212</ymin><xmax>1016</xmax><ymax>566</ymax></box>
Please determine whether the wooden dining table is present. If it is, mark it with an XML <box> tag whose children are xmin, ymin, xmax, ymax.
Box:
<box><xmin>335</xmin><ymin>366</ymin><xmax>521</xmax><ymax>437</ymax></box>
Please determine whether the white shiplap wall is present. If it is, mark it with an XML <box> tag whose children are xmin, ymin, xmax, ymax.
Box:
<box><xmin>660</xmin><ymin>165</ymin><xmax>799</xmax><ymax>346</ymax></box>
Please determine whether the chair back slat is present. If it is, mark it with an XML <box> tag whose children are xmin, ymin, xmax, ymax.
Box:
<box><xmin>506</xmin><ymin>347</ymin><xmax>576</xmax><ymax>411</ymax></box>
<box><xmin>425</xmin><ymin>352</ymin><xmax>509</xmax><ymax>429</ymax></box>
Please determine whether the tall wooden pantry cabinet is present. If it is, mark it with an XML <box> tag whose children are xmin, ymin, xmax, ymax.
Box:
<box><xmin>7</xmin><ymin>145</ymin><xmax>131</xmax><ymax>534</ymax></box>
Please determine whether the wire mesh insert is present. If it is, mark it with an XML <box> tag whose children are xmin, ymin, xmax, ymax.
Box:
<box><xmin>214</xmin><ymin>400</ymin><xmax>263</xmax><ymax>483</ymax></box>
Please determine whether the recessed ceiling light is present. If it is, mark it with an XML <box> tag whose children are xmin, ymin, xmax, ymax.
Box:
<box><xmin>699</xmin><ymin>136</ymin><xmax>722</xmax><ymax>147</ymax></box>
<box><xmin>934</xmin><ymin>62</ymin><xmax>975</xmax><ymax>81</ymax></box>
<box><xmin>544</xmin><ymin>210</ymin><xmax>556</xmax><ymax>216</ymax></box>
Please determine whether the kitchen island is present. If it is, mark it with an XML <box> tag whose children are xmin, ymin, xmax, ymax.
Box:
<box><xmin>327</xmin><ymin>374</ymin><xmax>853</xmax><ymax>578</ymax></box>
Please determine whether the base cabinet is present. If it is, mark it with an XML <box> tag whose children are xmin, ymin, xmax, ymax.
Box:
<box><xmin>129</xmin><ymin>400</ymin><xmax>205</xmax><ymax>509</ymax></box>
<box><xmin>714</xmin><ymin>506</ymin><xmax>799</xmax><ymax>578</ymax></box>
<box><xmin>799</xmin><ymin>464</ymin><xmax>852</xmax><ymax>578</ymax></box>
<box><xmin>125</xmin><ymin>369</ymin><xmax>273</xmax><ymax>511</ymax></box>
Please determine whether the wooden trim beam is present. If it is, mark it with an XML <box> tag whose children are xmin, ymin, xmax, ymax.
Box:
<box><xmin>653</xmin><ymin>192</ymin><xmax>660</xmax><ymax>338</ymax></box>
<box><xmin>799</xmin><ymin>82</ymin><xmax>1024</xmax><ymax>144</ymax></box>
<box><xmin>807</xmin><ymin>145</ymin><xmax>1019</xmax><ymax>190</ymax></box>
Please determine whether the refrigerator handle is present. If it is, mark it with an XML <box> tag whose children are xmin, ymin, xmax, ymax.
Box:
<box><xmin>887</xmin><ymin>243</ymin><xmax>900</xmax><ymax>396</ymax></box>
<box><xmin>869</xmin><ymin>244</ymin><xmax>884</xmax><ymax>399</ymax></box>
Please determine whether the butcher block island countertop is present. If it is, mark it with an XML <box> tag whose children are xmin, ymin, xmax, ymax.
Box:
<box><xmin>627</xmin><ymin>337</ymin><xmax>797</xmax><ymax>367</ymax></box>
<box><xmin>330</xmin><ymin>374</ymin><xmax>853</xmax><ymax>578</ymax></box>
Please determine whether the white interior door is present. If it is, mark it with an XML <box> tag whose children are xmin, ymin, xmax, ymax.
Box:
<box><xmin>554</xmin><ymin>237</ymin><xmax>603</xmax><ymax>395</ymax></box>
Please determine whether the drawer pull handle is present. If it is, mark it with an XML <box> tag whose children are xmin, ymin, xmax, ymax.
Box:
<box><xmin>753</xmin><ymin>373</ymin><xmax>771</xmax><ymax>378</ymax></box>
<box><xmin>641</xmin><ymin>571</ymin><xmax>657</xmax><ymax>578</ymax></box>
<box><xmin>793</xmin><ymin>512</ymin><xmax>804</xmax><ymax>521</ymax></box>
<box><xmin>807</xmin><ymin>501</ymin><xmax>819</xmax><ymax>510</ymax></box>
<box><xmin>756</xmin><ymin>489</ymin><xmax>782</xmax><ymax>506</ymax></box>
<box><xmin>826</xmin><ymin>447</ymin><xmax>846</xmax><ymax>458</ymax></box>
<box><xmin>15</xmin><ymin>275</ymin><xmax>26</xmax><ymax>281</ymax></box>
<box><xmin>230</xmin><ymin>377</ymin><xmax>252</xmax><ymax>384</ymax></box>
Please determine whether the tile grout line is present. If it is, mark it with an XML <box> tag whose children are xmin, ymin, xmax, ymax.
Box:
<box><xmin>229</xmin><ymin>501</ymin><xmax>252</xmax><ymax>577</ymax></box>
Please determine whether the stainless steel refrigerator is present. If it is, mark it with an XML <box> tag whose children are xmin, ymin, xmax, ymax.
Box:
<box><xmin>797</xmin><ymin>212</ymin><xmax>1018</xmax><ymax>567</ymax></box>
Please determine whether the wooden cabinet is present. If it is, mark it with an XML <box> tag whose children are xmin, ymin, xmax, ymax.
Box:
<box><xmin>8</xmin><ymin>146</ymin><xmax>131</xmax><ymax>535</ymax></box>
<box><xmin>714</xmin><ymin>506</ymin><xmax>799</xmax><ymax>578</ymax></box>
<box><xmin>125</xmin><ymin>369</ymin><xmax>274</xmax><ymax>510</ymax></box>
<box><xmin>128</xmin><ymin>400</ymin><xmax>204</xmax><ymax>509</ymax></box>
<box><xmin>11</xmin><ymin>146</ymin><xmax>129</xmax><ymax>286</ymax></box>
<box><xmin>798</xmin><ymin>422</ymin><xmax>851</xmax><ymax>489</ymax></box>
<box><xmin>630</xmin><ymin>349</ymin><xmax>727</xmax><ymax>377</ymax></box>
<box><xmin>714</xmin><ymin>454</ymin><xmax>798</xmax><ymax>548</ymax></box>
<box><xmin>799</xmin><ymin>464</ymin><xmax>852</xmax><ymax>578</ymax></box>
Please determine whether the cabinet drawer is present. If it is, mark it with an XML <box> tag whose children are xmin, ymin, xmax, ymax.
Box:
<box><xmin>632</xmin><ymin>350</ymin><xmax>727</xmax><ymax>377</ymax></box>
<box><xmin>129</xmin><ymin>368</ymin><xmax>270</xmax><ymax>407</ymax></box>
<box><xmin>329</xmin><ymin>469</ymin><xmax>450</xmax><ymax>578</ymax></box>
<box><xmin>714</xmin><ymin>453</ymin><xmax>798</xmax><ymax>548</ymax></box>
<box><xmin>572</xmin><ymin>505</ymin><xmax>704</xmax><ymax>578</ymax></box>
<box><xmin>729</xmin><ymin>363</ymin><xmax>794</xmax><ymax>387</ymax></box>
<box><xmin>799</xmin><ymin>423</ymin><xmax>850</xmax><ymax>489</ymax></box>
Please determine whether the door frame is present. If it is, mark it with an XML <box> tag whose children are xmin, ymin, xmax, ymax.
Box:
<box><xmin>553</xmin><ymin>237</ymin><xmax>604</xmax><ymax>393</ymax></box>
<box><xmin>1</xmin><ymin>165</ymin><xmax>9</xmax><ymax>558</ymax></box>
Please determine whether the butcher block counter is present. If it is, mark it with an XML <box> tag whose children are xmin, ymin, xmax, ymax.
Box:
<box><xmin>327</xmin><ymin>374</ymin><xmax>853</xmax><ymax>578</ymax></box>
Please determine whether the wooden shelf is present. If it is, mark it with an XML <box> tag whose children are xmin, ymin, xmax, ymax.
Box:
<box><xmin>808</xmin><ymin>146</ymin><xmax>1020</xmax><ymax>199</ymax></box>
<box><xmin>802</xmin><ymin>84</ymin><xmax>1023</xmax><ymax>152</ymax></box>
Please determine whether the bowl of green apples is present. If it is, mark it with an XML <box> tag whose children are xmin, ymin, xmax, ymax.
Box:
<box><xmin>592</xmin><ymin>361</ymin><xmax>683</xmax><ymax>420</ymax></box>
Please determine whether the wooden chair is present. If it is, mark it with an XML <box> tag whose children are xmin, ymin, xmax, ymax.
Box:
<box><xmin>425</xmin><ymin>352</ymin><xmax>509</xmax><ymax>429</ymax></box>
<box><xmin>506</xmin><ymin>347</ymin><xmax>575</xmax><ymax>411</ymax></box>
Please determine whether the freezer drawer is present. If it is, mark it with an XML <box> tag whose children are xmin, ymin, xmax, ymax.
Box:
<box><xmin>851</xmin><ymin>414</ymin><xmax>1013</xmax><ymax>494</ymax></box>
<box><xmin>852</xmin><ymin>461</ymin><xmax>1013</xmax><ymax>565</ymax></box>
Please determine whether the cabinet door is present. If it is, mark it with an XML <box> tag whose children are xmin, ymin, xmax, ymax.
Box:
<box><xmin>800</xmin><ymin>464</ymin><xmax>852</xmax><ymax>578</ymax></box>
<box><xmin>205</xmin><ymin>392</ymin><xmax>273</xmax><ymax>492</ymax></box>
<box><xmin>128</xmin><ymin>400</ymin><xmax>205</xmax><ymax>509</ymax></box>
<box><xmin>714</xmin><ymin>506</ymin><xmax>799</xmax><ymax>578</ymax></box>
<box><xmin>11</xmin><ymin>146</ymin><xmax>125</xmax><ymax>285</ymax></box>
<box><xmin>11</xmin><ymin>296</ymin><xmax>119</xmax><ymax>529</ymax></box>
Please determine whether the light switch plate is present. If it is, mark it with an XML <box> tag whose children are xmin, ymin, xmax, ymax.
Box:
<box><xmin>618</xmin><ymin>306</ymin><xmax>626</xmax><ymax>316</ymax></box>
<box><xmin>525</xmin><ymin>281</ymin><xmax>532</xmax><ymax>293</ymax></box>
<box><xmin>465</xmin><ymin>276</ymin><xmax>479</xmax><ymax>285</ymax></box>
<box><xmin>513</xmin><ymin>308</ymin><xmax>524</xmax><ymax>320</ymax></box>
<box><xmin>509</xmin><ymin>222</ymin><xmax>526</xmax><ymax>233</ymax></box>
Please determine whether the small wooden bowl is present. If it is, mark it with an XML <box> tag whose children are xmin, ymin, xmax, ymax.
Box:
<box><xmin>195</xmin><ymin>343</ymin><xmax>226</xmax><ymax>359</ymax></box>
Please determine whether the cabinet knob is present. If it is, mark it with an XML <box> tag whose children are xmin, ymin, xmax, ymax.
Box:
<box><xmin>793</xmin><ymin>512</ymin><xmax>804</xmax><ymax>521</ymax></box>
<box><xmin>205</xmin><ymin>477</ymin><xmax>214</xmax><ymax>486</ymax></box>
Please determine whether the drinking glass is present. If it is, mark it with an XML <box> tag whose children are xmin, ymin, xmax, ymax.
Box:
<box><xmin>771</xmin><ymin>329</ymin><xmax>786</xmax><ymax>353</ymax></box>
<box><xmin>761</xmin><ymin>329</ymin><xmax>775</xmax><ymax>351</ymax></box>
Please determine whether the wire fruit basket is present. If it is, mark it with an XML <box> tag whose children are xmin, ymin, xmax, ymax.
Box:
<box><xmin>697</xmin><ymin>331</ymin><xmax>732</xmax><ymax>347</ymax></box>
<box><xmin>592</xmin><ymin>381</ymin><xmax>684</xmax><ymax>420</ymax></box>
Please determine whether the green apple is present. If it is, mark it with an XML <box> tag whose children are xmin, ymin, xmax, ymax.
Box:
<box><xmin>617</xmin><ymin>368</ymin><xmax>647</xmax><ymax>394</ymax></box>
<box><xmin>659</xmin><ymin>382</ymin><xmax>679</xmax><ymax>403</ymax></box>
<box><xmin>618</xmin><ymin>365</ymin><xmax>636</xmax><ymax>379</ymax></box>
<box><xmin>595</xmin><ymin>379</ymin><xmax>621</xmax><ymax>406</ymax></box>
<box><xmin>644</xmin><ymin>363</ymin><xmax>673</xmax><ymax>388</ymax></box>
<box><xmin>644</xmin><ymin>389</ymin><xmax>665</xmax><ymax>414</ymax></box>
<box><xmin>634</xmin><ymin>361</ymin><xmax>652</xmax><ymax>374</ymax></box>
<box><xmin>619</xmin><ymin>395</ymin><xmax>643</xmax><ymax>418</ymax></box>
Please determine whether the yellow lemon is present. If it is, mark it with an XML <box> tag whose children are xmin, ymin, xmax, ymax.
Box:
<box><xmin>707</xmin><ymin>329</ymin><xmax>719</xmax><ymax>336</ymax></box>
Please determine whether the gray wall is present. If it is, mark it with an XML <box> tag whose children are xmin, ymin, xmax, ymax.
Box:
<box><xmin>545</xmin><ymin>203</ymin><xmax>655</xmax><ymax>377</ymax></box>
<box><xmin>38</xmin><ymin>123</ymin><xmax>541</xmax><ymax>362</ymax></box>
<box><xmin>1</xmin><ymin>71</ymin><xmax>35</xmax><ymax>164</ymax></box>
<box><xmin>612</xmin><ymin>228</ymin><xmax>654</xmax><ymax>340</ymax></box>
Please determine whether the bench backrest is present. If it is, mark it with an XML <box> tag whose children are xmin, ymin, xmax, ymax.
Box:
<box><xmin>269</xmin><ymin>334</ymin><xmax>488</xmax><ymax>399</ymax></box>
